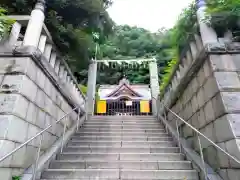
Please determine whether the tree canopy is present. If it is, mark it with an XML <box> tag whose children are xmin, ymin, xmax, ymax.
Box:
<box><xmin>1</xmin><ymin>0</ymin><xmax>114</xmax><ymax>72</ymax></box>
<box><xmin>1</xmin><ymin>0</ymin><xmax>240</xmax><ymax>92</ymax></box>
<box><xmin>76</xmin><ymin>25</ymin><xmax>173</xmax><ymax>85</ymax></box>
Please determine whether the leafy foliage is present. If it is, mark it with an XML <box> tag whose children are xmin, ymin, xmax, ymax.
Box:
<box><xmin>1</xmin><ymin>0</ymin><xmax>114</xmax><ymax>73</ymax></box>
<box><xmin>206</xmin><ymin>0</ymin><xmax>240</xmax><ymax>36</ymax></box>
<box><xmin>2</xmin><ymin>0</ymin><xmax>240</xmax><ymax>94</ymax></box>
<box><xmin>0</xmin><ymin>7</ymin><xmax>14</xmax><ymax>40</ymax></box>
<box><xmin>158</xmin><ymin>3</ymin><xmax>197</xmax><ymax>92</ymax></box>
<box><xmin>79</xmin><ymin>84</ymin><xmax>87</xmax><ymax>95</ymax></box>
<box><xmin>12</xmin><ymin>176</ymin><xmax>21</xmax><ymax>180</ymax></box>
<box><xmin>90</xmin><ymin>25</ymin><xmax>172</xmax><ymax>85</ymax></box>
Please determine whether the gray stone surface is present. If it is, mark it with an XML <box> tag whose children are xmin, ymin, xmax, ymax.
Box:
<box><xmin>36</xmin><ymin>68</ymin><xmax>46</xmax><ymax>89</ymax></box>
<box><xmin>231</xmin><ymin>54</ymin><xmax>240</xmax><ymax>71</ymax></box>
<box><xmin>0</xmin><ymin>115</ymin><xmax>28</xmax><ymax>143</ymax></box>
<box><xmin>225</xmin><ymin>139</ymin><xmax>240</xmax><ymax>168</ymax></box>
<box><xmin>2</xmin><ymin>75</ymin><xmax>38</xmax><ymax>102</ymax></box>
<box><xmin>197</xmin><ymin>68</ymin><xmax>206</xmax><ymax>87</ymax></box>
<box><xmin>191</xmin><ymin>77</ymin><xmax>199</xmax><ymax>94</ymax></box>
<box><xmin>221</xmin><ymin>92</ymin><xmax>240</xmax><ymax>113</ymax></box>
<box><xmin>200</xmin><ymin>123</ymin><xmax>216</xmax><ymax>149</ymax></box>
<box><xmin>35</xmin><ymin>89</ymin><xmax>45</xmax><ymax>109</ymax></box>
<box><xmin>191</xmin><ymin>112</ymin><xmax>199</xmax><ymax>130</ymax></box>
<box><xmin>203</xmin><ymin>100</ymin><xmax>215</xmax><ymax>124</ymax></box>
<box><xmin>26</xmin><ymin>102</ymin><xmax>38</xmax><ymax>124</ymax></box>
<box><xmin>191</xmin><ymin>95</ymin><xmax>198</xmax><ymax>114</ymax></box>
<box><xmin>218</xmin><ymin>169</ymin><xmax>230</xmax><ymax>180</ymax></box>
<box><xmin>214</xmin><ymin>115</ymin><xmax>236</xmax><ymax>143</ymax></box>
<box><xmin>227</xmin><ymin>169</ymin><xmax>240</xmax><ymax>180</ymax></box>
<box><xmin>160</xmin><ymin>42</ymin><xmax>240</xmax><ymax>179</ymax></box>
<box><xmin>217</xmin><ymin>142</ymin><xmax>229</xmax><ymax>168</ymax></box>
<box><xmin>204</xmin><ymin>145</ymin><xmax>219</xmax><ymax>170</ymax></box>
<box><xmin>203</xmin><ymin>60</ymin><xmax>212</xmax><ymax>79</ymax></box>
<box><xmin>40</xmin><ymin>116</ymin><xmax>198</xmax><ymax>180</ymax></box>
<box><xmin>211</xmin><ymin>93</ymin><xmax>225</xmax><ymax>119</ymax></box>
<box><xmin>209</xmin><ymin>54</ymin><xmax>236</xmax><ymax>72</ymax></box>
<box><xmin>0</xmin><ymin>168</ymin><xmax>12</xmax><ymax>180</ymax></box>
<box><xmin>0</xmin><ymin>94</ymin><xmax>29</xmax><ymax>119</ymax></box>
<box><xmin>0</xmin><ymin>52</ymin><xmax>82</xmax><ymax>179</ymax></box>
<box><xmin>197</xmin><ymin>87</ymin><xmax>205</xmax><ymax>108</ymax></box>
<box><xmin>214</xmin><ymin>72</ymin><xmax>240</xmax><ymax>91</ymax></box>
<box><xmin>203</xmin><ymin>76</ymin><xmax>219</xmax><ymax>103</ymax></box>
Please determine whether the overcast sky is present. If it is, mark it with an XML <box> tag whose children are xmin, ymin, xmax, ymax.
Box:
<box><xmin>107</xmin><ymin>0</ymin><xmax>193</xmax><ymax>32</ymax></box>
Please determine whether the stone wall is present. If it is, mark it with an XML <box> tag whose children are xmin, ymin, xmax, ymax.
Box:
<box><xmin>160</xmin><ymin>39</ymin><xmax>240</xmax><ymax>179</ymax></box>
<box><xmin>0</xmin><ymin>10</ymin><xmax>85</xmax><ymax>179</ymax></box>
<box><xmin>0</xmin><ymin>55</ymin><xmax>84</xmax><ymax>179</ymax></box>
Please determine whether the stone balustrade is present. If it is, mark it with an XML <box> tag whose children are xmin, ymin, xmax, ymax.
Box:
<box><xmin>159</xmin><ymin>30</ymin><xmax>240</xmax><ymax>179</ymax></box>
<box><xmin>0</xmin><ymin>15</ymin><xmax>86</xmax><ymax>179</ymax></box>
<box><xmin>160</xmin><ymin>33</ymin><xmax>204</xmax><ymax>110</ymax></box>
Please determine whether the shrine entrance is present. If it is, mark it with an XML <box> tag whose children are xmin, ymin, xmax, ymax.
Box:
<box><xmin>87</xmin><ymin>58</ymin><xmax>160</xmax><ymax>116</ymax></box>
<box><xmin>95</xmin><ymin>78</ymin><xmax>152</xmax><ymax>116</ymax></box>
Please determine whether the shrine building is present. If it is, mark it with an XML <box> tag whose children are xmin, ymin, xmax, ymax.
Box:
<box><xmin>95</xmin><ymin>78</ymin><xmax>152</xmax><ymax>115</ymax></box>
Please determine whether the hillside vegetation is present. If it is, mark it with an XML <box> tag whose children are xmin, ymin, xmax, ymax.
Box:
<box><xmin>1</xmin><ymin>0</ymin><xmax>240</xmax><ymax>91</ymax></box>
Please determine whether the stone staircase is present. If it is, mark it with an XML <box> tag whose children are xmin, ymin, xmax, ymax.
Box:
<box><xmin>40</xmin><ymin>116</ymin><xmax>198</xmax><ymax>179</ymax></box>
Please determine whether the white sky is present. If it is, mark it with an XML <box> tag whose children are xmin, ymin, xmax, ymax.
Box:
<box><xmin>107</xmin><ymin>0</ymin><xmax>193</xmax><ymax>32</ymax></box>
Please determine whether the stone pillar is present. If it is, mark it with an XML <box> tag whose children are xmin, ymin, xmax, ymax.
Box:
<box><xmin>66</xmin><ymin>76</ymin><xmax>71</xmax><ymax>83</ymax></box>
<box><xmin>23</xmin><ymin>0</ymin><xmax>45</xmax><ymax>47</ymax></box>
<box><xmin>63</xmin><ymin>71</ymin><xmax>68</xmax><ymax>82</ymax></box>
<box><xmin>38</xmin><ymin>35</ymin><xmax>47</xmax><ymax>53</ymax></box>
<box><xmin>86</xmin><ymin>60</ymin><xmax>97</xmax><ymax>116</ymax></box>
<box><xmin>149</xmin><ymin>60</ymin><xmax>160</xmax><ymax>116</ymax></box>
<box><xmin>7</xmin><ymin>22</ymin><xmax>21</xmax><ymax>47</ymax></box>
<box><xmin>196</xmin><ymin>0</ymin><xmax>218</xmax><ymax>46</ymax></box>
<box><xmin>49</xmin><ymin>52</ymin><xmax>56</xmax><ymax>68</ymax></box>
<box><xmin>224</xmin><ymin>30</ymin><xmax>233</xmax><ymax>42</ymax></box>
<box><xmin>59</xmin><ymin>65</ymin><xmax>64</xmax><ymax>78</ymax></box>
<box><xmin>43</xmin><ymin>44</ymin><xmax>52</xmax><ymax>61</ymax></box>
<box><xmin>54</xmin><ymin>60</ymin><xmax>60</xmax><ymax>74</ymax></box>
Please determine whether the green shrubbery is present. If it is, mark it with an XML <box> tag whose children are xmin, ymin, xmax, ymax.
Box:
<box><xmin>12</xmin><ymin>176</ymin><xmax>21</xmax><ymax>180</ymax></box>
<box><xmin>0</xmin><ymin>7</ymin><xmax>14</xmax><ymax>40</ymax></box>
<box><xmin>159</xmin><ymin>0</ymin><xmax>240</xmax><ymax>94</ymax></box>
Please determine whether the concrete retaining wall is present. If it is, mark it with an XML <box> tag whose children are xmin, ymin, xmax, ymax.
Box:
<box><xmin>160</xmin><ymin>39</ymin><xmax>240</xmax><ymax>180</ymax></box>
<box><xmin>0</xmin><ymin>56</ymin><xmax>83</xmax><ymax>179</ymax></box>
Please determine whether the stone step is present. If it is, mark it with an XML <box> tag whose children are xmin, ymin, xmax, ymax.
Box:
<box><xmin>91</xmin><ymin>116</ymin><xmax>155</xmax><ymax>120</ymax></box>
<box><xmin>74</xmin><ymin>131</ymin><xmax>167</xmax><ymax>136</ymax></box>
<box><xmin>63</xmin><ymin>146</ymin><xmax>179</xmax><ymax>153</ymax></box>
<box><xmin>49</xmin><ymin>160</ymin><xmax>192</xmax><ymax>170</ymax></box>
<box><xmin>41</xmin><ymin>169</ymin><xmax>197</xmax><ymax>179</ymax></box>
<box><xmin>86</xmin><ymin>120</ymin><xmax>160</xmax><ymax>123</ymax></box>
<box><xmin>83</xmin><ymin>121</ymin><xmax>162</xmax><ymax>125</ymax></box>
<box><xmin>121</xmin><ymin>169</ymin><xmax>198</xmax><ymax>179</ymax></box>
<box><xmin>40</xmin><ymin>179</ymin><xmax>197</xmax><ymax>180</ymax></box>
<box><xmin>57</xmin><ymin>153</ymin><xmax>185</xmax><ymax>161</ymax></box>
<box><xmin>77</xmin><ymin>128</ymin><xmax>165</xmax><ymax>133</ymax></box>
<box><xmin>70</xmin><ymin>135</ymin><xmax>171</xmax><ymax>141</ymax></box>
<box><xmin>82</xmin><ymin>124</ymin><xmax>164</xmax><ymax>128</ymax></box>
<box><xmin>68</xmin><ymin>140</ymin><xmax>176</xmax><ymax>147</ymax></box>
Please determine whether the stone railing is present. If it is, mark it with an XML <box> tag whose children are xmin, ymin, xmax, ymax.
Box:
<box><xmin>0</xmin><ymin>15</ymin><xmax>86</xmax><ymax>180</ymax></box>
<box><xmin>160</xmin><ymin>33</ymin><xmax>204</xmax><ymax>112</ymax></box>
<box><xmin>6</xmin><ymin>15</ymin><xmax>85</xmax><ymax>107</ymax></box>
<box><xmin>159</xmin><ymin>27</ymin><xmax>240</xmax><ymax>179</ymax></box>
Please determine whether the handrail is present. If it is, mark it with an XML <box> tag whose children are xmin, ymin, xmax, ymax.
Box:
<box><xmin>162</xmin><ymin>104</ymin><xmax>240</xmax><ymax>165</ymax></box>
<box><xmin>0</xmin><ymin>106</ymin><xmax>79</xmax><ymax>163</ymax></box>
<box><xmin>153</xmin><ymin>96</ymin><xmax>240</xmax><ymax>179</ymax></box>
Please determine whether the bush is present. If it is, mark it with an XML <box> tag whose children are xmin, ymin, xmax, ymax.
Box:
<box><xmin>0</xmin><ymin>7</ymin><xmax>14</xmax><ymax>40</ymax></box>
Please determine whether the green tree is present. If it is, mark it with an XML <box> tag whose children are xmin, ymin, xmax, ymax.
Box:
<box><xmin>1</xmin><ymin>0</ymin><xmax>114</xmax><ymax>75</ymax></box>
<box><xmin>0</xmin><ymin>7</ymin><xmax>14</xmax><ymax>40</ymax></box>
<box><xmin>206</xmin><ymin>0</ymin><xmax>240</xmax><ymax>37</ymax></box>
